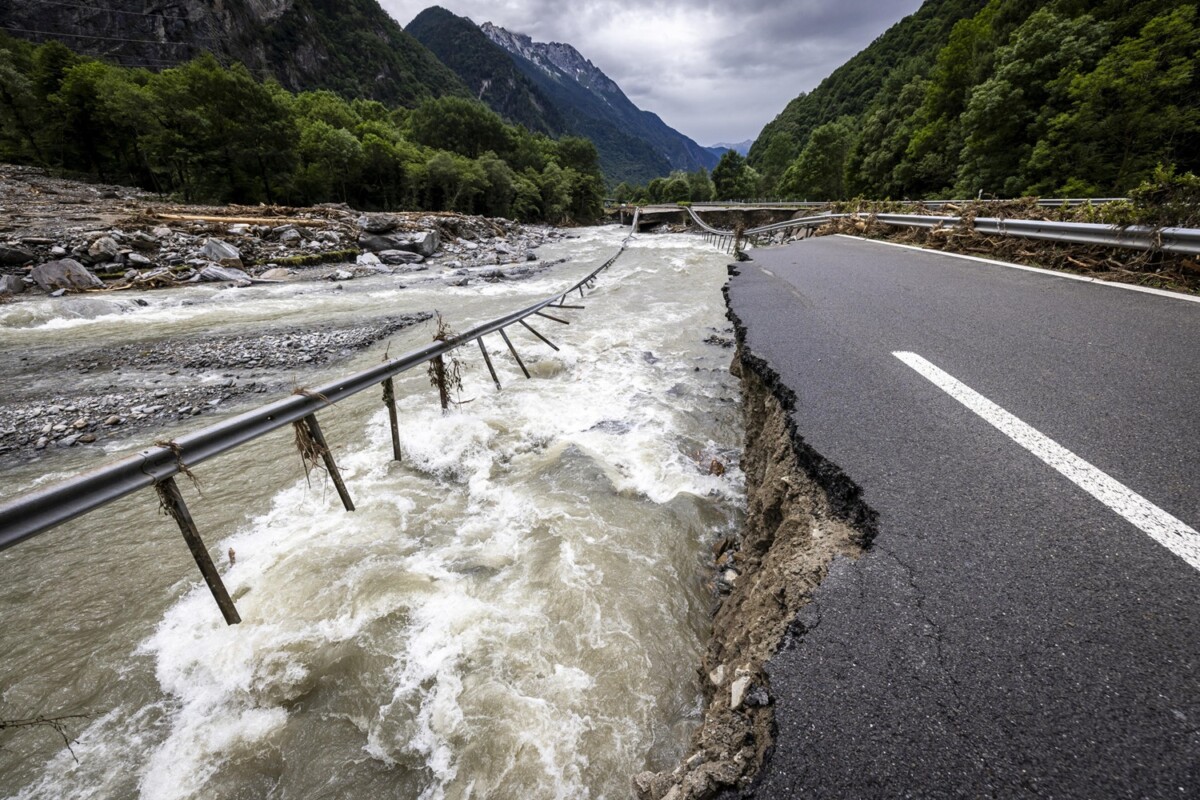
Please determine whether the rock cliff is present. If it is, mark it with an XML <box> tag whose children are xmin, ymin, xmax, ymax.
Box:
<box><xmin>0</xmin><ymin>0</ymin><xmax>468</xmax><ymax>107</ymax></box>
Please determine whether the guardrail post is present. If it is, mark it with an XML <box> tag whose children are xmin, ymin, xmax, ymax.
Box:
<box><xmin>382</xmin><ymin>377</ymin><xmax>402</xmax><ymax>462</ymax></box>
<box><xmin>155</xmin><ymin>476</ymin><xmax>241</xmax><ymax>626</ymax></box>
<box><xmin>519</xmin><ymin>319</ymin><xmax>559</xmax><ymax>351</ymax></box>
<box><xmin>301</xmin><ymin>413</ymin><xmax>355</xmax><ymax>511</ymax></box>
<box><xmin>478</xmin><ymin>337</ymin><xmax>502</xmax><ymax>390</ymax></box>
<box><xmin>535</xmin><ymin>310</ymin><xmax>571</xmax><ymax>326</ymax></box>
<box><xmin>499</xmin><ymin>328</ymin><xmax>531</xmax><ymax>379</ymax></box>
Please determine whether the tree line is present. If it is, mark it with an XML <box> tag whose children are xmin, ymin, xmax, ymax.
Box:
<box><xmin>0</xmin><ymin>35</ymin><xmax>606</xmax><ymax>223</ymax></box>
<box><xmin>747</xmin><ymin>0</ymin><xmax>1199</xmax><ymax>201</ymax></box>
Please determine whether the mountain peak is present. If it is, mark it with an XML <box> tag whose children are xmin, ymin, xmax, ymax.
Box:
<box><xmin>480</xmin><ymin>22</ymin><xmax>621</xmax><ymax>97</ymax></box>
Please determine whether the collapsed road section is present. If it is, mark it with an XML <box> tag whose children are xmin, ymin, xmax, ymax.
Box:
<box><xmin>635</xmin><ymin>262</ymin><xmax>875</xmax><ymax>800</ymax></box>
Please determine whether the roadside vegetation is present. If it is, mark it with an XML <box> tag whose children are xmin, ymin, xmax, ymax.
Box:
<box><xmin>0</xmin><ymin>36</ymin><xmax>605</xmax><ymax>223</ymax></box>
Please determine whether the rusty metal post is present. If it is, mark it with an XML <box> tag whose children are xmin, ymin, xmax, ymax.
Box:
<box><xmin>498</xmin><ymin>328</ymin><xmax>531</xmax><ymax>379</ymax></box>
<box><xmin>382</xmin><ymin>378</ymin><xmax>402</xmax><ymax>462</ymax></box>
<box><xmin>304</xmin><ymin>414</ymin><xmax>355</xmax><ymax>511</ymax></box>
<box><xmin>155</xmin><ymin>477</ymin><xmax>241</xmax><ymax>626</ymax></box>
<box><xmin>477</xmin><ymin>337</ymin><xmax>502</xmax><ymax>390</ymax></box>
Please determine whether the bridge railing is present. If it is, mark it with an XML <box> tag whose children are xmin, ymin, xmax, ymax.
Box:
<box><xmin>0</xmin><ymin>243</ymin><xmax>630</xmax><ymax>624</ymax></box>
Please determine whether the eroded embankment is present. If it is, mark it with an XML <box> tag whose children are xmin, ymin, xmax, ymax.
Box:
<box><xmin>635</xmin><ymin>268</ymin><xmax>877</xmax><ymax>800</ymax></box>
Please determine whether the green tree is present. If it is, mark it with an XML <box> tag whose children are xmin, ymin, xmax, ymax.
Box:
<box><xmin>477</xmin><ymin>151</ymin><xmax>517</xmax><ymax>218</ymax></box>
<box><xmin>687</xmin><ymin>167</ymin><xmax>716</xmax><ymax>202</ymax></box>
<box><xmin>955</xmin><ymin>9</ymin><xmax>1106</xmax><ymax>196</ymax></box>
<box><xmin>1029</xmin><ymin>5</ymin><xmax>1200</xmax><ymax>194</ymax></box>
<box><xmin>0</xmin><ymin>48</ymin><xmax>45</xmax><ymax>164</ymax></box>
<box><xmin>662</xmin><ymin>171</ymin><xmax>691</xmax><ymax>203</ymax></box>
<box><xmin>141</xmin><ymin>55</ymin><xmax>297</xmax><ymax>202</ymax></box>
<box><xmin>292</xmin><ymin>89</ymin><xmax>361</xmax><ymax>130</ymax></box>
<box><xmin>407</xmin><ymin>96</ymin><xmax>509</xmax><ymax>159</ymax></box>
<box><xmin>712</xmin><ymin>150</ymin><xmax>753</xmax><ymax>200</ymax></box>
<box><xmin>297</xmin><ymin>119</ymin><xmax>363</xmax><ymax>202</ymax></box>
<box><xmin>423</xmin><ymin>150</ymin><xmax>486</xmax><ymax>211</ymax></box>
<box><xmin>778</xmin><ymin>117</ymin><xmax>856</xmax><ymax>200</ymax></box>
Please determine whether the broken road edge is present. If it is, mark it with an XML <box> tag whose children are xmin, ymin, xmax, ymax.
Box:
<box><xmin>634</xmin><ymin>261</ymin><xmax>879</xmax><ymax>800</ymax></box>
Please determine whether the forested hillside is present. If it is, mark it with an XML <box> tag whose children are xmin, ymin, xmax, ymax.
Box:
<box><xmin>0</xmin><ymin>0</ymin><xmax>469</xmax><ymax>108</ymax></box>
<box><xmin>0</xmin><ymin>35</ymin><xmax>605</xmax><ymax>222</ymax></box>
<box><xmin>749</xmin><ymin>0</ymin><xmax>1200</xmax><ymax>199</ymax></box>
<box><xmin>406</xmin><ymin>7</ymin><xmax>564</xmax><ymax>136</ymax></box>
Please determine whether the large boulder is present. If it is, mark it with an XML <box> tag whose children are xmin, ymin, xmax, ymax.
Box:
<box><xmin>30</xmin><ymin>259</ymin><xmax>104</xmax><ymax>292</ymax></box>
<box><xmin>357</xmin><ymin>213</ymin><xmax>401</xmax><ymax>234</ymax></box>
<box><xmin>378</xmin><ymin>250</ymin><xmax>425</xmax><ymax>265</ymax></box>
<box><xmin>0</xmin><ymin>244</ymin><xmax>35</xmax><ymax>265</ymax></box>
<box><xmin>406</xmin><ymin>230</ymin><xmax>440</xmax><ymax>257</ymax></box>
<box><xmin>357</xmin><ymin>229</ymin><xmax>440</xmax><ymax>257</ymax></box>
<box><xmin>199</xmin><ymin>264</ymin><xmax>252</xmax><ymax>283</ymax></box>
<box><xmin>200</xmin><ymin>238</ymin><xmax>243</xmax><ymax>269</ymax></box>
<box><xmin>0</xmin><ymin>274</ymin><xmax>27</xmax><ymax>294</ymax></box>
<box><xmin>87</xmin><ymin>236</ymin><xmax>121</xmax><ymax>263</ymax></box>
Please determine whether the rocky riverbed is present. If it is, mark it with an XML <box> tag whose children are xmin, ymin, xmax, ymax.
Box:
<box><xmin>0</xmin><ymin>313</ymin><xmax>433</xmax><ymax>461</ymax></box>
<box><xmin>0</xmin><ymin>164</ymin><xmax>569</xmax><ymax>296</ymax></box>
<box><xmin>0</xmin><ymin>164</ymin><xmax>582</xmax><ymax>463</ymax></box>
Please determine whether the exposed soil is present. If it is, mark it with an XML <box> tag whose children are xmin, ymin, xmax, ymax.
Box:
<box><xmin>634</xmin><ymin>275</ymin><xmax>875</xmax><ymax>800</ymax></box>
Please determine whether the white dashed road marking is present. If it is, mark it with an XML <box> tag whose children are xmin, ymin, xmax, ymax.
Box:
<box><xmin>894</xmin><ymin>351</ymin><xmax>1200</xmax><ymax>572</ymax></box>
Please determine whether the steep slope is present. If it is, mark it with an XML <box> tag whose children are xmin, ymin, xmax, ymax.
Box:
<box><xmin>749</xmin><ymin>0</ymin><xmax>1199</xmax><ymax>198</ymax></box>
<box><xmin>481</xmin><ymin>22</ymin><xmax>718</xmax><ymax>184</ymax></box>
<box><xmin>405</xmin><ymin>7</ymin><xmax>563</xmax><ymax>135</ymax></box>
<box><xmin>748</xmin><ymin>0</ymin><xmax>982</xmax><ymax>170</ymax></box>
<box><xmin>0</xmin><ymin>0</ymin><xmax>468</xmax><ymax>107</ymax></box>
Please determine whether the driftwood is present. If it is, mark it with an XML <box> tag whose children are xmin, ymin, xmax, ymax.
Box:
<box><xmin>153</xmin><ymin>213</ymin><xmax>329</xmax><ymax>227</ymax></box>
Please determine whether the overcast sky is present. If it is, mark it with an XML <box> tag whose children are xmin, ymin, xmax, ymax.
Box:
<box><xmin>379</xmin><ymin>0</ymin><xmax>924</xmax><ymax>146</ymax></box>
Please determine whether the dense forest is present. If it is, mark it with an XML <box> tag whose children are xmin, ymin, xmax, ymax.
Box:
<box><xmin>743</xmin><ymin>0</ymin><xmax>1200</xmax><ymax>200</ymax></box>
<box><xmin>0</xmin><ymin>34</ymin><xmax>605</xmax><ymax>223</ymax></box>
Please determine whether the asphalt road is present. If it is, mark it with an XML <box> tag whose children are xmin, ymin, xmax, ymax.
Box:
<box><xmin>726</xmin><ymin>236</ymin><xmax>1200</xmax><ymax>798</ymax></box>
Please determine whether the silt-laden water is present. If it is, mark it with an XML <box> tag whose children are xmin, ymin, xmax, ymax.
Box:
<box><xmin>0</xmin><ymin>227</ymin><xmax>742</xmax><ymax>799</ymax></box>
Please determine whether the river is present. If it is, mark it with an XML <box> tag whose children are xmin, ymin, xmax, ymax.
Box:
<box><xmin>0</xmin><ymin>226</ymin><xmax>743</xmax><ymax>799</ymax></box>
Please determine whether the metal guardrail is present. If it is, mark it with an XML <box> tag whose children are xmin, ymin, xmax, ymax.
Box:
<box><xmin>673</xmin><ymin>207</ymin><xmax>1200</xmax><ymax>256</ymax></box>
<box><xmin>688</xmin><ymin>198</ymin><xmax>1127</xmax><ymax>209</ymax></box>
<box><xmin>0</xmin><ymin>242</ymin><xmax>631</xmax><ymax>623</ymax></box>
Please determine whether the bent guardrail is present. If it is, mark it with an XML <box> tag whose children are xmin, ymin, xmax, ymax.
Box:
<box><xmin>673</xmin><ymin>206</ymin><xmax>1200</xmax><ymax>257</ymax></box>
<box><xmin>0</xmin><ymin>243</ymin><xmax>631</xmax><ymax>624</ymax></box>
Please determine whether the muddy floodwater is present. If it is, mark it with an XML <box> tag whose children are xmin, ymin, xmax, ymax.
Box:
<box><xmin>0</xmin><ymin>226</ymin><xmax>743</xmax><ymax>799</ymax></box>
